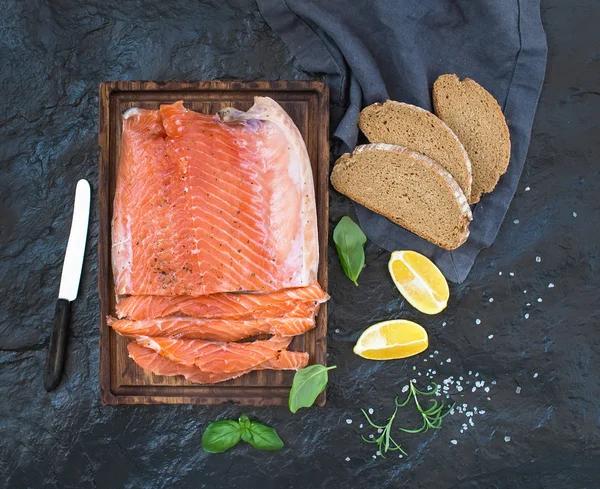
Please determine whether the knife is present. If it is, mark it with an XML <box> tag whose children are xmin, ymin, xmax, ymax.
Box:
<box><xmin>44</xmin><ymin>179</ymin><xmax>91</xmax><ymax>392</ymax></box>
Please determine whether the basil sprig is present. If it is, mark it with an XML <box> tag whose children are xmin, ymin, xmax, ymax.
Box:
<box><xmin>333</xmin><ymin>216</ymin><xmax>367</xmax><ymax>286</ymax></box>
<box><xmin>202</xmin><ymin>414</ymin><xmax>283</xmax><ymax>453</ymax></box>
<box><xmin>289</xmin><ymin>364</ymin><xmax>336</xmax><ymax>413</ymax></box>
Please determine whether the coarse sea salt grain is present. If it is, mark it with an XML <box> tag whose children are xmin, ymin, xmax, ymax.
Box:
<box><xmin>525</xmin><ymin>186</ymin><xmax>530</xmax><ymax>191</ymax></box>
<box><xmin>376</xmin><ymin>451</ymin><xmax>381</xmax><ymax>456</ymax></box>
<box><xmin>525</xmin><ymin>313</ymin><xmax>530</xmax><ymax>319</ymax></box>
<box><xmin>451</xmin><ymin>440</ymin><xmax>458</xmax><ymax>445</ymax></box>
<box><xmin>369</xmin><ymin>434</ymin><xmax>374</xmax><ymax>439</ymax></box>
<box><xmin>346</xmin><ymin>419</ymin><xmax>352</xmax><ymax>424</ymax></box>
<box><xmin>335</xmin><ymin>329</ymin><xmax>340</xmax><ymax>333</ymax></box>
<box><xmin>533</xmin><ymin>373</ymin><xmax>539</xmax><ymax>378</ymax></box>
<box><xmin>499</xmin><ymin>271</ymin><xmax>503</xmax><ymax>276</ymax></box>
<box><xmin>516</xmin><ymin>386</ymin><xmax>522</xmax><ymax>394</ymax></box>
<box><xmin>536</xmin><ymin>256</ymin><xmax>542</xmax><ymax>262</ymax></box>
<box><xmin>446</xmin><ymin>358</ymin><xmax>452</xmax><ymax>363</ymax></box>
<box><xmin>368</xmin><ymin>408</ymin><xmax>374</xmax><ymax>415</ymax></box>
<box><xmin>548</xmin><ymin>283</ymin><xmax>555</xmax><ymax>288</ymax></box>
<box><xmin>359</xmin><ymin>424</ymin><xmax>363</xmax><ymax>428</ymax></box>
<box><xmin>476</xmin><ymin>319</ymin><xmax>481</xmax><ymax>325</ymax></box>
<box><xmin>484</xmin><ymin>387</ymin><xmax>490</xmax><ymax>393</ymax></box>
<box><xmin>471</xmin><ymin>386</ymin><xmax>476</xmax><ymax>392</ymax></box>
<box><xmin>504</xmin><ymin>436</ymin><xmax>511</xmax><ymax>442</ymax></box>
<box><xmin>488</xmin><ymin>334</ymin><xmax>494</xmax><ymax>339</ymax></box>
<box><xmin>537</xmin><ymin>298</ymin><xmax>543</xmax><ymax>303</ymax></box>
<box><xmin>442</xmin><ymin>322</ymin><xmax>447</xmax><ymax>327</ymax></box>
<box><xmin>489</xmin><ymin>297</ymin><xmax>494</xmax><ymax>302</ymax></box>
<box><xmin>573</xmin><ymin>212</ymin><xmax>577</xmax><ymax>217</ymax></box>
<box><xmin>479</xmin><ymin>410</ymin><xmax>486</xmax><ymax>414</ymax></box>
<box><xmin>514</xmin><ymin>219</ymin><xmax>519</xmax><ymax>224</ymax></box>
<box><xmin>345</xmin><ymin>457</ymin><xmax>351</xmax><ymax>462</ymax></box>
<box><xmin>377</xmin><ymin>428</ymin><xmax>383</xmax><ymax>433</ymax></box>
<box><xmin>402</xmin><ymin>385</ymin><xmax>409</xmax><ymax>393</ymax></box>
<box><xmin>510</xmin><ymin>272</ymin><xmax>515</xmax><ymax>277</ymax></box>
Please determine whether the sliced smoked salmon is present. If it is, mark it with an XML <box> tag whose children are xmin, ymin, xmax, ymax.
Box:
<box><xmin>109</xmin><ymin>316</ymin><xmax>314</xmax><ymax>342</ymax></box>
<box><xmin>112</xmin><ymin>97</ymin><xmax>318</xmax><ymax>297</ymax></box>
<box><xmin>136</xmin><ymin>335</ymin><xmax>292</xmax><ymax>373</ymax></box>
<box><xmin>115</xmin><ymin>282</ymin><xmax>328</xmax><ymax>320</ymax></box>
<box><xmin>128</xmin><ymin>343</ymin><xmax>308</xmax><ymax>384</ymax></box>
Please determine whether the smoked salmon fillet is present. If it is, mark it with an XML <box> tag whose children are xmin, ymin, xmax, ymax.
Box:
<box><xmin>109</xmin><ymin>316</ymin><xmax>315</xmax><ymax>342</ymax></box>
<box><xmin>128</xmin><ymin>343</ymin><xmax>309</xmax><ymax>385</ymax></box>
<box><xmin>136</xmin><ymin>335</ymin><xmax>292</xmax><ymax>373</ymax></box>
<box><xmin>112</xmin><ymin>97</ymin><xmax>318</xmax><ymax>297</ymax></box>
<box><xmin>115</xmin><ymin>282</ymin><xmax>328</xmax><ymax>320</ymax></box>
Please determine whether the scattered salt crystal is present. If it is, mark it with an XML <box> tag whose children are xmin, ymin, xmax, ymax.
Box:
<box><xmin>573</xmin><ymin>212</ymin><xmax>577</xmax><ymax>217</ymax></box>
<box><xmin>536</xmin><ymin>256</ymin><xmax>541</xmax><ymax>262</ymax></box>
<box><xmin>515</xmin><ymin>386</ymin><xmax>521</xmax><ymax>394</ymax></box>
<box><xmin>510</xmin><ymin>272</ymin><xmax>515</xmax><ymax>277</ymax></box>
<box><xmin>372</xmin><ymin>455</ymin><xmax>376</xmax><ymax>459</ymax></box>
<box><xmin>377</xmin><ymin>428</ymin><xmax>383</xmax><ymax>433</ymax></box>
<box><xmin>514</xmin><ymin>219</ymin><xmax>519</xmax><ymax>224</ymax></box>
<box><xmin>376</xmin><ymin>451</ymin><xmax>381</xmax><ymax>456</ymax></box>
<box><xmin>413</xmin><ymin>366</ymin><xmax>416</xmax><ymax>370</ymax></box>
<box><xmin>456</xmin><ymin>385</ymin><xmax>463</xmax><ymax>392</ymax></box>
<box><xmin>488</xmin><ymin>334</ymin><xmax>494</xmax><ymax>339</ymax></box>
<box><xmin>450</xmin><ymin>440</ymin><xmax>458</xmax><ymax>445</ymax></box>
<box><xmin>440</xmin><ymin>361</ymin><xmax>444</xmax><ymax>365</ymax></box>
<box><xmin>359</xmin><ymin>424</ymin><xmax>364</xmax><ymax>428</ymax></box>
<box><xmin>468</xmin><ymin>371</ymin><xmax>472</xmax><ymax>375</ymax></box>
<box><xmin>548</xmin><ymin>283</ymin><xmax>554</xmax><ymax>288</ymax></box>
<box><xmin>533</xmin><ymin>373</ymin><xmax>539</xmax><ymax>379</ymax></box>
<box><xmin>346</xmin><ymin>419</ymin><xmax>352</xmax><ymax>424</ymax></box>
<box><xmin>526</xmin><ymin>303</ymin><xmax>531</xmax><ymax>307</ymax></box>
<box><xmin>484</xmin><ymin>387</ymin><xmax>490</xmax><ymax>393</ymax></box>
<box><xmin>442</xmin><ymin>321</ymin><xmax>447</xmax><ymax>327</ymax></box>
<box><xmin>504</xmin><ymin>436</ymin><xmax>511</xmax><ymax>442</ymax></box>
<box><xmin>412</xmin><ymin>379</ymin><xmax>416</xmax><ymax>383</ymax></box>
<box><xmin>402</xmin><ymin>385</ymin><xmax>409</xmax><ymax>393</ymax></box>
<box><xmin>475</xmin><ymin>381</ymin><xmax>483</xmax><ymax>388</ymax></box>
<box><xmin>398</xmin><ymin>454</ymin><xmax>403</xmax><ymax>459</ymax></box>
<box><xmin>476</xmin><ymin>319</ymin><xmax>481</xmax><ymax>325</ymax></box>
<box><xmin>434</xmin><ymin>350</ymin><xmax>439</xmax><ymax>354</ymax></box>
<box><xmin>429</xmin><ymin>354</ymin><xmax>434</xmax><ymax>358</ymax></box>
<box><xmin>473</xmin><ymin>407</ymin><xmax>478</xmax><ymax>413</ymax></box>
<box><xmin>479</xmin><ymin>410</ymin><xmax>486</xmax><ymax>414</ymax></box>
<box><xmin>368</xmin><ymin>408</ymin><xmax>374</xmax><ymax>415</ymax></box>
<box><xmin>446</xmin><ymin>358</ymin><xmax>452</xmax><ymax>363</ymax></box>
<box><xmin>459</xmin><ymin>376</ymin><xmax>463</xmax><ymax>381</ymax></box>
<box><xmin>489</xmin><ymin>297</ymin><xmax>494</xmax><ymax>303</ymax></box>
<box><xmin>369</xmin><ymin>434</ymin><xmax>374</xmax><ymax>439</ymax></box>
<box><xmin>423</xmin><ymin>359</ymin><xmax>427</xmax><ymax>362</ymax></box>
<box><xmin>468</xmin><ymin>418</ymin><xmax>475</xmax><ymax>427</ymax></box>
<box><xmin>460</xmin><ymin>429</ymin><xmax>464</xmax><ymax>434</ymax></box>
<box><xmin>432</xmin><ymin>370</ymin><xmax>437</xmax><ymax>375</ymax></box>
<box><xmin>537</xmin><ymin>298</ymin><xmax>543</xmax><ymax>303</ymax></box>
<box><xmin>335</xmin><ymin>329</ymin><xmax>340</xmax><ymax>333</ymax></box>
<box><xmin>475</xmin><ymin>373</ymin><xmax>480</xmax><ymax>377</ymax></box>
<box><xmin>525</xmin><ymin>186</ymin><xmax>530</xmax><ymax>191</ymax></box>
<box><xmin>487</xmin><ymin>397</ymin><xmax>491</xmax><ymax>401</ymax></box>
<box><xmin>525</xmin><ymin>313</ymin><xmax>530</xmax><ymax>319</ymax></box>
<box><xmin>345</xmin><ymin>456</ymin><xmax>351</xmax><ymax>461</ymax></box>
<box><xmin>427</xmin><ymin>385</ymin><xmax>432</xmax><ymax>391</ymax></box>
<box><xmin>471</xmin><ymin>387</ymin><xmax>476</xmax><ymax>392</ymax></box>
<box><xmin>418</xmin><ymin>372</ymin><xmax>422</xmax><ymax>376</ymax></box>
<box><xmin>499</xmin><ymin>271</ymin><xmax>503</xmax><ymax>275</ymax></box>
<box><xmin>524</xmin><ymin>290</ymin><xmax>527</xmax><ymax>294</ymax></box>
<box><xmin>491</xmin><ymin>380</ymin><xmax>497</xmax><ymax>385</ymax></box>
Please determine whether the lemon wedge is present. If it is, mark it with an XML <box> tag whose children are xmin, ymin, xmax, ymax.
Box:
<box><xmin>353</xmin><ymin>319</ymin><xmax>428</xmax><ymax>360</ymax></box>
<box><xmin>388</xmin><ymin>250</ymin><xmax>449</xmax><ymax>315</ymax></box>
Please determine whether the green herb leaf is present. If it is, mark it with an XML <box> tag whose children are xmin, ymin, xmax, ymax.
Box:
<box><xmin>288</xmin><ymin>364</ymin><xmax>337</xmax><ymax>413</ymax></box>
<box><xmin>202</xmin><ymin>420</ymin><xmax>242</xmax><ymax>453</ymax></box>
<box><xmin>333</xmin><ymin>216</ymin><xmax>367</xmax><ymax>286</ymax></box>
<box><xmin>244</xmin><ymin>422</ymin><xmax>284</xmax><ymax>451</ymax></box>
<box><xmin>239</xmin><ymin>414</ymin><xmax>251</xmax><ymax>432</ymax></box>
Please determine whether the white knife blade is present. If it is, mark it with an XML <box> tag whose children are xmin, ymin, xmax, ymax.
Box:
<box><xmin>58</xmin><ymin>179</ymin><xmax>91</xmax><ymax>301</ymax></box>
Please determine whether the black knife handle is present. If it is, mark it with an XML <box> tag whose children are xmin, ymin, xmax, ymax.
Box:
<box><xmin>44</xmin><ymin>299</ymin><xmax>71</xmax><ymax>392</ymax></box>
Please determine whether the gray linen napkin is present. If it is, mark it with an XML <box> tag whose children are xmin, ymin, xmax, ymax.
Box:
<box><xmin>257</xmin><ymin>0</ymin><xmax>547</xmax><ymax>282</ymax></box>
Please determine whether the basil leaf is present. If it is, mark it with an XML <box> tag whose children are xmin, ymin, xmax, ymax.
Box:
<box><xmin>245</xmin><ymin>422</ymin><xmax>284</xmax><ymax>451</ymax></box>
<box><xmin>289</xmin><ymin>364</ymin><xmax>337</xmax><ymax>413</ymax></box>
<box><xmin>333</xmin><ymin>216</ymin><xmax>367</xmax><ymax>286</ymax></box>
<box><xmin>239</xmin><ymin>414</ymin><xmax>251</xmax><ymax>432</ymax></box>
<box><xmin>201</xmin><ymin>420</ymin><xmax>242</xmax><ymax>453</ymax></box>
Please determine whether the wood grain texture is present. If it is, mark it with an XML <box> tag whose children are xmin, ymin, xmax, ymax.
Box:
<box><xmin>98</xmin><ymin>80</ymin><xmax>329</xmax><ymax>406</ymax></box>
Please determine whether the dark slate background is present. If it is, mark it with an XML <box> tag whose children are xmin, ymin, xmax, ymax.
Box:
<box><xmin>1</xmin><ymin>1</ymin><xmax>599</xmax><ymax>488</ymax></box>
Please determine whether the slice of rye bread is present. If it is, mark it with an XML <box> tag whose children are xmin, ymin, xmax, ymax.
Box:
<box><xmin>331</xmin><ymin>143</ymin><xmax>472</xmax><ymax>250</ymax></box>
<box><xmin>433</xmin><ymin>74</ymin><xmax>511</xmax><ymax>204</ymax></box>
<box><xmin>359</xmin><ymin>100</ymin><xmax>473</xmax><ymax>200</ymax></box>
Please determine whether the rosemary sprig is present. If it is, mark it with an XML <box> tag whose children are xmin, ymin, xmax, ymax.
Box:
<box><xmin>396</xmin><ymin>382</ymin><xmax>455</xmax><ymax>434</ymax></box>
<box><xmin>361</xmin><ymin>401</ymin><xmax>408</xmax><ymax>457</ymax></box>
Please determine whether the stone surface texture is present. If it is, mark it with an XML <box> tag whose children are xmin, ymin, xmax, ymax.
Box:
<box><xmin>1</xmin><ymin>1</ymin><xmax>599</xmax><ymax>488</ymax></box>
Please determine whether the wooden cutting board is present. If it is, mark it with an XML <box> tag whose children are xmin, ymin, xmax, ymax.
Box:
<box><xmin>98</xmin><ymin>80</ymin><xmax>329</xmax><ymax>406</ymax></box>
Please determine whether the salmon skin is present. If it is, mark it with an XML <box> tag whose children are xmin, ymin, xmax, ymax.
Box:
<box><xmin>115</xmin><ymin>282</ymin><xmax>328</xmax><ymax>320</ymax></box>
<box><xmin>112</xmin><ymin>97</ymin><xmax>318</xmax><ymax>297</ymax></box>
<box><xmin>109</xmin><ymin>316</ymin><xmax>314</xmax><ymax>342</ymax></box>
<box><xmin>128</xmin><ymin>342</ymin><xmax>308</xmax><ymax>385</ymax></box>
<box><xmin>136</xmin><ymin>335</ymin><xmax>292</xmax><ymax>374</ymax></box>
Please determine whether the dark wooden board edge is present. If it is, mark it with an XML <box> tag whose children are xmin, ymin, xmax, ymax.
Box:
<box><xmin>98</xmin><ymin>80</ymin><xmax>330</xmax><ymax>406</ymax></box>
